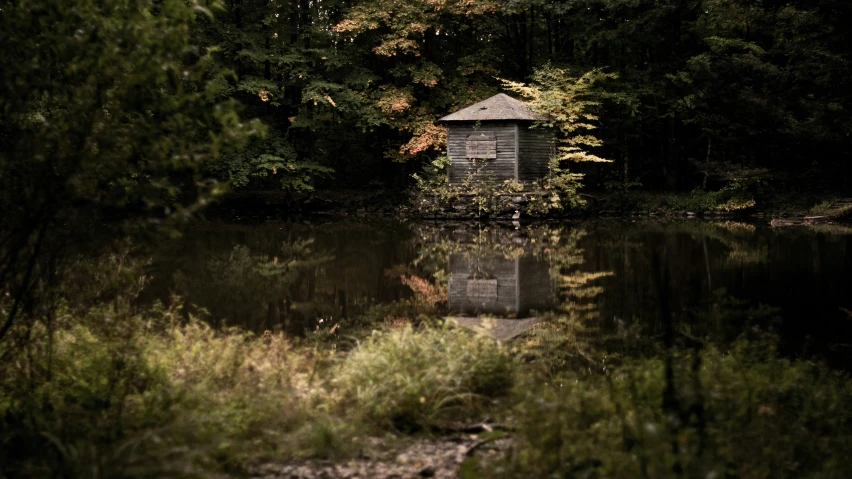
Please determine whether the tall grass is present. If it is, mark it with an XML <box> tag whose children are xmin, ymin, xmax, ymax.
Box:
<box><xmin>0</xmin><ymin>300</ymin><xmax>514</xmax><ymax>477</ymax></box>
<box><xmin>0</xmin><ymin>302</ymin><xmax>351</xmax><ymax>478</ymax></box>
<box><xmin>334</xmin><ymin>325</ymin><xmax>514</xmax><ymax>430</ymax></box>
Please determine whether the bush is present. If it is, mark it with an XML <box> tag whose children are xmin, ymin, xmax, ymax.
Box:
<box><xmin>140</xmin><ymin>318</ymin><xmax>351</xmax><ymax>468</ymax></box>
<box><xmin>491</xmin><ymin>343</ymin><xmax>852</xmax><ymax>479</ymax></box>
<box><xmin>333</xmin><ymin>325</ymin><xmax>513</xmax><ymax>430</ymax></box>
<box><xmin>0</xmin><ymin>303</ymin><xmax>351</xmax><ymax>478</ymax></box>
<box><xmin>410</xmin><ymin>154</ymin><xmax>587</xmax><ymax>217</ymax></box>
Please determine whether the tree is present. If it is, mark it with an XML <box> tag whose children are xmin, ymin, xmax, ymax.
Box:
<box><xmin>0</xmin><ymin>0</ymin><xmax>256</xmax><ymax>343</ymax></box>
<box><xmin>502</xmin><ymin>65</ymin><xmax>616</xmax><ymax>208</ymax></box>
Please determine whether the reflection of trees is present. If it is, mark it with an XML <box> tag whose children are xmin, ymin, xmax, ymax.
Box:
<box><xmin>173</xmin><ymin>239</ymin><xmax>332</xmax><ymax>333</ymax></box>
<box><xmin>580</xmin><ymin>220</ymin><xmax>852</xmax><ymax>366</ymax></box>
<box><xmin>410</xmin><ymin>220</ymin><xmax>851</xmax><ymax>372</ymax></box>
<box><xmin>148</xmin><ymin>222</ymin><xmax>415</xmax><ymax>335</ymax></box>
<box><xmin>146</xmin><ymin>220</ymin><xmax>852</xmax><ymax>365</ymax></box>
<box><xmin>582</xmin><ymin>221</ymin><xmax>774</xmax><ymax>336</ymax></box>
<box><xmin>519</xmin><ymin>227</ymin><xmax>615</xmax><ymax>373</ymax></box>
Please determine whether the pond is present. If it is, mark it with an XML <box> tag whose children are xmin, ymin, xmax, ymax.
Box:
<box><xmin>142</xmin><ymin>219</ymin><xmax>852</xmax><ymax>367</ymax></box>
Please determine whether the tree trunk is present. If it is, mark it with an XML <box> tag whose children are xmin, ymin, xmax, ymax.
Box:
<box><xmin>703</xmin><ymin>135</ymin><xmax>711</xmax><ymax>189</ymax></box>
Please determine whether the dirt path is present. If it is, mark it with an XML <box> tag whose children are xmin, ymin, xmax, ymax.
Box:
<box><xmin>251</xmin><ymin>435</ymin><xmax>510</xmax><ymax>479</ymax></box>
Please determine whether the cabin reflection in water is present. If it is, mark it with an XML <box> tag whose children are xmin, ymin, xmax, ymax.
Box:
<box><xmin>448</xmin><ymin>245</ymin><xmax>555</xmax><ymax>339</ymax></box>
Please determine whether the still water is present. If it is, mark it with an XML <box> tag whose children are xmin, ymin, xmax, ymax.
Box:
<box><xmin>143</xmin><ymin>219</ymin><xmax>852</xmax><ymax>365</ymax></box>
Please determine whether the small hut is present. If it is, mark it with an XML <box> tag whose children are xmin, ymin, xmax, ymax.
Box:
<box><xmin>447</xmin><ymin>250</ymin><xmax>554</xmax><ymax>318</ymax></box>
<box><xmin>438</xmin><ymin>93</ymin><xmax>555</xmax><ymax>186</ymax></box>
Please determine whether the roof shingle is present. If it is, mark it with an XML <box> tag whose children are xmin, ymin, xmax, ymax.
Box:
<box><xmin>438</xmin><ymin>93</ymin><xmax>548</xmax><ymax>122</ymax></box>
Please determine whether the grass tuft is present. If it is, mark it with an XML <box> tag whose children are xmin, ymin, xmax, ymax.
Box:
<box><xmin>333</xmin><ymin>324</ymin><xmax>513</xmax><ymax>430</ymax></box>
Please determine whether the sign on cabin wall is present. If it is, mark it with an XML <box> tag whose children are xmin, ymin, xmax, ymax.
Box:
<box><xmin>466</xmin><ymin>133</ymin><xmax>497</xmax><ymax>159</ymax></box>
<box><xmin>466</xmin><ymin>279</ymin><xmax>498</xmax><ymax>302</ymax></box>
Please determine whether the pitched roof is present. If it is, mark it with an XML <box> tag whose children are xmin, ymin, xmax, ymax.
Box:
<box><xmin>438</xmin><ymin>93</ymin><xmax>549</xmax><ymax>122</ymax></box>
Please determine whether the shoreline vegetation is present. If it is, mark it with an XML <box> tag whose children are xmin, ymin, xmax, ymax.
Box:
<box><xmin>207</xmin><ymin>188</ymin><xmax>852</xmax><ymax>225</ymax></box>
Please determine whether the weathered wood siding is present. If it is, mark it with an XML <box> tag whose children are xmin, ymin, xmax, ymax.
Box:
<box><xmin>448</xmin><ymin>252</ymin><xmax>519</xmax><ymax>316</ymax></box>
<box><xmin>448</xmin><ymin>251</ymin><xmax>555</xmax><ymax>317</ymax></box>
<box><xmin>518</xmin><ymin>126</ymin><xmax>555</xmax><ymax>182</ymax></box>
<box><xmin>447</xmin><ymin>122</ymin><xmax>517</xmax><ymax>186</ymax></box>
<box><xmin>517</xmin><ymin>254</ymin><xmax>555</xmax><ymax>314</ymax></box>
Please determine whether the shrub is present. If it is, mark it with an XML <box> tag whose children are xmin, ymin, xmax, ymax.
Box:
<box><xmin>333</xmin><ymin>325</ymin><xmax>513</xmax><ymax>430</ymax></box>
<box><xmin>410</xmin><ymin>153</ymin><xmax>588</xmax><ymax>217</ymax></box>
<box><xmin>140</xmin><ymin>318</ymin><xmax>351</xmax><ymax>467</ymax></box>
<box><xmin>0</xmin><ymin>303</ymin><xmax>351</xmax><ymax>478</ymax></box>
<box><xmin>810</xmin><ymin>199</ymin><xmax>852</xmax><ymax>220</ymax></box>
<box><xmin>491</xmin><ymin>343</ymin><xmax>852</xmax><ymax>479</ymax></box>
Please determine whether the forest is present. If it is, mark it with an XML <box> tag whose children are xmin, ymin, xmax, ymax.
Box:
<box><xmin>204</xmin><ymin>0</ymin><xmax>852</xmax><ymax>194</ymax></box>
<box><xmin>4</xmin><ymin>0</ymin><xmax>852</xmax><ymax>206</ymax></box>
<box><xmin>2</xmin><ymin>0</ymin><xmax>852</xmax><ymax>478</ymax></box>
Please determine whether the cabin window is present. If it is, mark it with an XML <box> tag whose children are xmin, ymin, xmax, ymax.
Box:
<box><xmin>466</xmin><ymin>133</ymin><xmax>497</xmax><ymax>159</ymax></box>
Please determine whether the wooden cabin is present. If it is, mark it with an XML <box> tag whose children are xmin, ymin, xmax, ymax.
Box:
<box><xmin>438</xmin><ymin>93</ymin><xmax>555</xmax><ymax>186</ymax></box>
<box><xmin>447</xmin><ymin>249</ymin><xmax>554</xmax><ymax>318</ymax></box>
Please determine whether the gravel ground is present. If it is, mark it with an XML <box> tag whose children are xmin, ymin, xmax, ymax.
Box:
<box><xmin>251</xmin><ymin>435</ymin><xmax>510</xmax><ymax>479</ymax></box>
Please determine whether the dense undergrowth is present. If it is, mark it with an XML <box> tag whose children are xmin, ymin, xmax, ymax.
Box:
<box><xmin>335</xmin><ymin>326</ymin><xmax>513</xmax><ymax>431</ymax></box>
<box><xmin>0</xmin><ymin>306</ymin><xmax>515</xmax><ymax>477</ymax></box>
<box><xmin>0</xmin><ymin>303</ymin><xmax>340</xmax><ymax>478</ymax></box>
<box><xmin>491</xmin><ymin>343</ymin><xmax>852</xmax><ymax>479</ymax></box>
<box><xmin>410</xmin><ymin>155</ymin><xmax>585</xmax><ymax>218</ymax></box>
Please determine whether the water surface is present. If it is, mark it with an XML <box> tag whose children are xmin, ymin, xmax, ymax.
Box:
<box><xmin>143</xmin><ymin>219</ymin><xmax>852</xmax><ymax>365</ymax></box>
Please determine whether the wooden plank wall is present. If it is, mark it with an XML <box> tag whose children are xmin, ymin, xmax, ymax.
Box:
<box><xmin>448</xmin><ymin>122</ymin><xmax>517</xmax><ymax>186</ymax></box>
<box><xmin>447</xmin><ymin>252</ymin><xmax>519</xmax><ymax>316</ymax></box>
<box><xmin>517</xmin><ymin>254</ymin><xmax>556</xmax><ymax>315</ymax></box>
<box><xmin>518</xmin><ymin>126</ymin><xmax>555</xmax><ymax>183</ymax></box>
